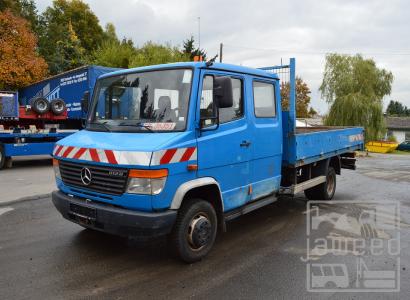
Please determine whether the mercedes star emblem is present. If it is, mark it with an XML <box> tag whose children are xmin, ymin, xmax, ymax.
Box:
<box><xmin>80</xmin><ymin>167</ymin><xmax>92</xmax><ymax>185</ymax></box>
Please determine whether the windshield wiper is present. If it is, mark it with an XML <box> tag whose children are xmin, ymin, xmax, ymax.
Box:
<box><xmin>89</xmin><ymin>121</ymin><xmax>112</xmax><ymax>132</ymax></box>
<box><xmin>117</xmin><ymin>122</ymin><xmax>154</xmax><ymax>132</ymax></box>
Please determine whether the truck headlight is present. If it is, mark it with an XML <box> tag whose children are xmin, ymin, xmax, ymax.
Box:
<box><xmin>53</xmin><ymin>158</ymin><xmax>61</xmax><ymax>180</ymax></box>
<box><xmin>126</xmin><ymin>169</ymin><xmax>168</xmax><ymax>195</ymax></box>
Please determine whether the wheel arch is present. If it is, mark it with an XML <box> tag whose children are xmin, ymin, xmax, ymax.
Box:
<box><xmin>170</xmin><ymin>177</ymin><xmax>225</xmax><ymax>231</ymax></box>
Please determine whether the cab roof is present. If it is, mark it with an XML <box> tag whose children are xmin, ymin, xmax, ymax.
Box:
<box><xmin>99</xmin><ymin>62</ymin><xmax>279</xmax><ymax>80</ymax></box>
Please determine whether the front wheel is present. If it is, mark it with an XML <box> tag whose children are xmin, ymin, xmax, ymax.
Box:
<box><xmin>170</xmin><ymin>199</ymin><xmax>217</xmax><ymax>263</ymax></box>
<box><xmin>304</xmin><ymin>166</ymin><xmax>336</xmax><ymax>200</ymax></box>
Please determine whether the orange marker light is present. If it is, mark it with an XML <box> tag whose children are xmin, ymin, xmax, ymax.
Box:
<box><xmin>129</xmin><ymin>169</ymin><xmax>168</xmax><ymax>179</ymax></box>
<box><xmin>187</xmin><ymin>164</ymin><xmax>198</xmax><ymax>171</ymax></box>
<box><xmin>52</xmin><ymin>158</ymin><xmax>59</xmax><ymax>166</ymax></box>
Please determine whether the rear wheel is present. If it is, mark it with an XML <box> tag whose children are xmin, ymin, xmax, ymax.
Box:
<box><xmin>170</xmin><ymin>199</ymin><xmax>217</xmax><ymax>263</ymax></box>
<box><xmin>304</xmin><ymin>166</ymin><xmax>336</xmax><ymax>200</ymax></box>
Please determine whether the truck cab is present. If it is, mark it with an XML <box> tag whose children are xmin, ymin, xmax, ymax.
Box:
<box><xmin>52</xmin><ymin>60</ymin><xmax>364</xmax><ymax>262</ymax></box>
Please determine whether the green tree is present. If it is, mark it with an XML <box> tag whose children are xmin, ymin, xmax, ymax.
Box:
<box><xmin>130</xmin><ymin>41</ymin><xmax>189</xmax><ymax>68</ymax></box>
<box><xmin>47</xmin><ymin>21</ymin><xmax>86</xmax><ymax>74</ymax></box>
<box><xmin>280</xmin><ymin>77</ymin><xmax>316</xmax><ymax>118</ymax></box>
<box><xmin>320</xmin><ymin>54</ymin><xmax>393</xmax><ymax>141</ymax></box>
<box><xmin>183</xmin><ymin>36</ymin><xmax>207</xmax><ymax>60</ymax></box>
<box><xmin>0</xmin><ymin>0</ymin><xmax>42</xmax><ymax>36</ymax></box>
<box><xmin>40</xmin><ymin>0</ymin><xmax>105</xmax><ymax>73</ymax></box>
<box><xmin>386</xmin><ymin>100</ymin><xmax>409</xmax><ymax>116</ymax></box>
<box><xmin>93</xmin><ymin>38</ymin><xmax>136</xmax><ymax>69</ymax></box>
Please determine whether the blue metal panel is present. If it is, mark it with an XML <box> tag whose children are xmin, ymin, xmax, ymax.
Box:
<box><xmin>18</xmin><ymin>66</ymin><xmax>119</xmax><ymax>120</ymax></box>
<box><xmin>196</xmin><ymin>69</ymin><xmax>251</xmax><ymax>212</ymax></box>
<box><xmin>4</xmin><ymin>142</ymin><xmax>55</xmax><ymax>156</ymax></box>
<box><xmin>0</xmin><ymin>91</ymin><xmax>19</xmax><ymax>119</ymax></box>
<box><xmin>248</xmin><ymin>76</ymin><xmax>282</xmax><ymax>201</ymax></box>
<box><xmin>289</xmin><ymin>127</ymin><xmax>365</xmax><ymax>166</ymax></box>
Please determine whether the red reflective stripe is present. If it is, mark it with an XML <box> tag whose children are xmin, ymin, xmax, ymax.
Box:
<box><xmin>180</xmin><ymin>147</ymin><xmax>196</xmax><ymax>162</ymax></box>
<box><xmin>104</xmin><ymin>150</ymin><xmax>118</xmax><ymax>164</ymax></box>
<box><xmin>62</xmin><ymin>146</ymin><xmax>74</xmax><ymax>158</ymax></box>
<box><xmin>89</xmin><ymin>148</ymin><xmax>100</xmax><ymax>162</ymax></box>
<box><xmin>160</xmin><ymin>148</ymin><xmax>177</xmax><ymax>164</ymax></box>
<box><xmin>73</xmin><ymin>147</ymin><xmax>87</xmax><ymax>160</ymax></box>
<box><xmin>54</xmin><ymin>145</ymin><xmax>63</xmax><ymax>156</ymax></box>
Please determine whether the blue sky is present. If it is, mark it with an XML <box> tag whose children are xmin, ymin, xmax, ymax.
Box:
<box><xmin>35</xmin><ymin>0</ymin><xmax>410</xmax><ymax>114</ymax></box>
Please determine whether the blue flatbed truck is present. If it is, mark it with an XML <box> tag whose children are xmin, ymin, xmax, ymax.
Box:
<box><xmin>51</xmin><ymin>58</ymin><xmax>364</xmax><ymax>262</ymax></box>
<box><xmin>0</xmin><ymin>66</ymin><xmax>118</xmax><ymax>169</ymax></box>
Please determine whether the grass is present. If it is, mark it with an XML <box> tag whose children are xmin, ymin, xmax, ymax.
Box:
<box><xmin>391</xmin><ymin>150</ymin><xmax>410</xmax><ymax>155</ymax></box>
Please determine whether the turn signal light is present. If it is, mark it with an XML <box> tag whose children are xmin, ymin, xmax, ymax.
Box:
<box><xmin>129</xmin><ymin>169</ymin><xmax>168</xmax><ymax>178</ymax></box>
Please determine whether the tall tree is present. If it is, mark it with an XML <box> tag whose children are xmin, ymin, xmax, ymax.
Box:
<box><xmin>280</xmin><ymin>77</ymin><xmax>316</xmax><ymax>118</ymax></box>
<box><xmin>320</xmin><ymin>54</ymin><xmax>393</xmax><ymax>141</ymax></box>
<box><xmin>183</xmin><ymin>36</ymin><xmax>207</xmax><ymax>60</ymax></box>
<box><xmin>93</xmin><ymin>38</ymin><xmax>136</xmax><ymax>69</ymax></box>
<box><xmin>0</xmin><ymin>10</ymin><xmax>48</xmax><ymax>90</ymax></box>
<box><xmin>47</xmin><ymin>21</ymin><xmax>86</xmax><ymax>74</ymax></box>
<box><xmin>0</xmin><ymin>0</ymin><xmax>42</xmax><ymax>36</ymax></box>
<box><xmin>40</xmin><ymin>0</ymin><xmax>104</xmax><ymax>73</ymax></box>
<box><xmin>130</xmin><ymin>41</ymin><xmax>190</xmax><ymax>68</ymax></box>
<box><xmin>386</xmin><ymin>100</ymin><xmax>409</xmax><ymax>116</ymax></box>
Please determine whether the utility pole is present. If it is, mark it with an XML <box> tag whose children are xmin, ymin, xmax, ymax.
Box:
<box><xmin>198</xmin><ymin>17</ymin><xmax>201</xmax><ymax>50</ymax></box>
<box><xmin>219</xmin><ymin>43</ymin><xmax>223</xmax><ymax>62</ymax></box>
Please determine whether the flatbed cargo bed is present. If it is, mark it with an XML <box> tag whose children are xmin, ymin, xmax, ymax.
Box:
<box><xmin>284</xmin><ymin>125</ymin><xmax>364</xmax><ymax>167</ymax></box>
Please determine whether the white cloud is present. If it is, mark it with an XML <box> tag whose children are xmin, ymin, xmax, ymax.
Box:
<box><xmin>35</xmin><ymin>0</ymin><xmax>410</xmax><ymax>113</ymax></box>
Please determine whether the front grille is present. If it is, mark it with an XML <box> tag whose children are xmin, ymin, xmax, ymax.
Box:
<box><xmin>59</xmin><ymin>160</ymin><xmax>129</xmax><ymax>195</ymax></box>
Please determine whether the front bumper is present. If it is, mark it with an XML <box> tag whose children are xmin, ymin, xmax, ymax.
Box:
<box><xmin>52</xmin><ymin>190</ymin><xmax>177</xmax><ymax>238</ymax></box>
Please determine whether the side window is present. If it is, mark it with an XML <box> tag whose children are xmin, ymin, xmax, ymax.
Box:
<box><xmin>200</xmin><ymin>75</ymin><xmax>244</xmax><ymax>124</ymax></box>
<box><xmin>219</xmin><ymin>77</ymin><xmax>243</xmax><ymax>123</ymax></box>
<box><xmin>200</xmin><ymin>75</ymin><xmax>214</xmax><ymax>120</ymax></box>
<box><xmin>253</xmin><ymin>81</ymin><xmax>276</xmax><ymax>118</ymax></box>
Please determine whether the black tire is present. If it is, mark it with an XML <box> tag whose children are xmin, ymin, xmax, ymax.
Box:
<box><xmin>30</xmin><ymin>97</ymin><xmax>50</xmax><ymax>114</ymax></box>
<box><xmin>50</xmin><ymin>98</ymin><xmax>66</xmax><ymax>115</ymax></box>
<box><xmin>170</xmin><ymin>199</ymin><xmax>218</xmax><ymax>263</ymax></box>
<box><xmin>304</xmin><ymin>166</ymin><xmax>336</xmax><ymax>200</ymax></box>
<box><xmin>0</xmin><ymin>144</ymin><xmax>5</xmax><ymax>170</ymax></box>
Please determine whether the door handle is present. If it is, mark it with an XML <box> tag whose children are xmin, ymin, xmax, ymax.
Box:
<box><xmin>240</xmin><ymin>140</ymin><xmax>251</xmax><ymax>147</ymax></box>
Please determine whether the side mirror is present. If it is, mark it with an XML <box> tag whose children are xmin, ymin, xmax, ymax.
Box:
<box><xmin>81</xmin><ymin>91</ymin><xmax>90</xmax><ymax>114</ymax></box>
<box><xmin>214</xmin><ymin>77</ymin><xmax>233</xmax><ymax>108</ymax></box>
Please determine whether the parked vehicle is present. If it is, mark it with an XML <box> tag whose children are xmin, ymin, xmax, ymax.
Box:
<box><xmin>397</xmin><ymin>141</ymin><xmax>410</xmax><ymax>151</ymax></box>
<box><xmin>51</xmin><ymin>59</ymin><xmax>364</xmax><ymax>262</ymax></box>
<box><xmin>0</xmin><ymin>66</ymin><xmax>118</xmax><ymax>169</ymax></box>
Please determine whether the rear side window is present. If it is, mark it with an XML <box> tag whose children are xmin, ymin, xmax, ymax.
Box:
<box><xmin>253</xmin><ymin>81</ymin><xmax>276</xmax><ymax>117</ymax></box>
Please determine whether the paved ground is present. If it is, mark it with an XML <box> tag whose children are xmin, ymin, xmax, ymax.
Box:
<box><xmin>0</xmin><ymin>154</ymin><xmax>410</xmax><ymax>299</ymax></box>
<box><xmin>0</xmin><ymin>155</ymin><xmax>54</xmax><ymax>204</ymax></box>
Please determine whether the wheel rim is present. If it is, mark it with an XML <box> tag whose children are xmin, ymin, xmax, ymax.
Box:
<box><xmin>327</xmin><ymin>172</ymin><xmax>335</xmax><ymax>196</ymax></box>
<box><xmin>54</xmin><ymin>102</ymin><xmax>63</xmax><ymax>112</ymax></box>
<box><xmin>38</xmin><ymin>101</ymin><xmax>47</xmax><ymax>111</ymax></box>
<box><xmin>187</xmin><ymin>213</ymin><xmax>212</xmax><ymax>251</ymax></box>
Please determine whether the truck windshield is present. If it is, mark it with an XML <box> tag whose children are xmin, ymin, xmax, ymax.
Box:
<box><xmin>88</xmin><ymin>68</ymin><xmax>192</xmax><ymax>132</ymax></box>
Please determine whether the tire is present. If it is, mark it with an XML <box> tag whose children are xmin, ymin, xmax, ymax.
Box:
<box><xmin>0</xmin><ymin>144</ymin><xmax>5</xmax><ymax>170</ymax></box>
<box><xmin>170</xmin><ymin>199</ymin><xmax>218</xmax><ymax>263</ymax></box>
<box><xmin>50</xmin><ymin>98</ymin><xmax>66</xmax><ymax>115</ymax></box>
<box><xmin>30</xmin><ymin>97</ymin><xmax>50</xmax><ymax>114</ymax></box>
<box><xmin>304</xmin><ymin>166</ymin><xmax>336</xmax><ymax>200</ymax></box>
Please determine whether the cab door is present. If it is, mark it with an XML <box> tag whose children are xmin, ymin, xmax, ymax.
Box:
<box><xmin>248</xmin><ymin>78</ymin><xmax>282</xmax><ymax>201</ymax></box>
<box><xmin>196</xmin><ymin>71</ymin><xmax>251</xmax><ymax>212</ymax></box>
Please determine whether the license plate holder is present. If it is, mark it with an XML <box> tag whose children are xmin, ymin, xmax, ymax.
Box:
<box><xmin>69</xmin><ymin>203</ymin><xmax>97</xmax><ymax>222</ymax></box>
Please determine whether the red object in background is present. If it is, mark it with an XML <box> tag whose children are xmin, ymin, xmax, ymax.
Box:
<box><xmin>18</xmin><ymin>106</ymin><xmax>67</xmax><ymax>120</ymax></box>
